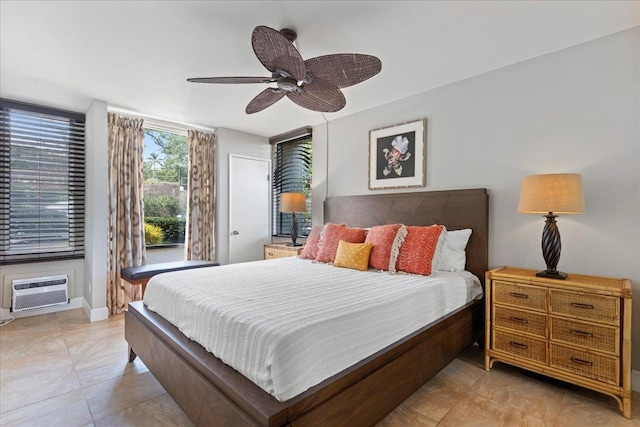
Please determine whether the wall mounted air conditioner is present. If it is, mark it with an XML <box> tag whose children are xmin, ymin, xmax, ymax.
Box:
<box><xmin>11</xmin><ymin>275</ymin><xmax>69</xmax><ymax>312</ymax></box>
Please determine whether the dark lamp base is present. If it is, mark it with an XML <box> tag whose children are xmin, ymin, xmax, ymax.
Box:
<box><xmin>536</xmin><ymin>270</ymin><xmax>567</xmax><ymax>280</ymax></box>
<box><xmin>287</xmin><ymin>243</ymin><xmax>303</xmax><ymax>247</ymax></box>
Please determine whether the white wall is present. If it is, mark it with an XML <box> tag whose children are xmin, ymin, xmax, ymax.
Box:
<box><xmin>313</xmin><ymin>27</ymin><xmax>640</xmax><ymax>369</ymax></box>
<box><xmin>83</xmin><ymin>100</ymin><xmax>109</xmax><ymax>320</ymax></box>
<box><xmin>215</xmin><ymin>127</ymin><xmax>270</xmax><ymax>265</ymax></box>
<box><xmin>311</xmin><ymin>122</ymin><xmax>328</xmax><ymax>227</ymax></box>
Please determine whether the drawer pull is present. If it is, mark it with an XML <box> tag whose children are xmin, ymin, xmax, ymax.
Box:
<box><xmin>509</xmin><ymin>292</ymin><xmax>529</xmax><ymax>299</ymax></box>
<box><xmin>570</xmin><ymin>302</ymin><xmax>594</xmax><ymax>309</ymax></box>
<box><xmin>570</xmin><ymin>329</ymin><xmax>594</xmax><ymax>338</ymax></box>
<box><xmin>509</xmin><ymin>341</ymin><xmax>528</xmax><ymax>349</ymax></box>
<box><xmin>570</xmin><ymin>357</ymin><xmax>593</xmax><ymax>367</ymax></box>
<box><xmin>509</xmin><ymin>316</ymin><xmax>528</xmax><ymax>324</ymax></box>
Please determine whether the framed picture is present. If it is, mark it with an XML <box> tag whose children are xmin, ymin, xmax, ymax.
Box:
<box><xmin>368</xmin><ymin>118</ymin><xmax>426</xmax><ymax>190</ymax></box>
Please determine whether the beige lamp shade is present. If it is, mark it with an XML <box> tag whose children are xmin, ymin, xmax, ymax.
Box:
<box><xmin>518</xmin><ymin>174</ymin><xmax>585</xmax><ymax>215</ymax></box>
<box><xmin>280</xmin><ymin>192</ymin><xmax>307</xmax><ymax>213</ymax></box>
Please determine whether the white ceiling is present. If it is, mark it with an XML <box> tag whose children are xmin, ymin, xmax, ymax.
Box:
<box><xmin>1</xmin><ymin>1</ymin><xmax>638</xmax><ymax>137</ymax></box>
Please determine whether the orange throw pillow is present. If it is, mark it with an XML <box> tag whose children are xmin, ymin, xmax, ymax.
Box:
<box><xmin>334</xmin><ymin>240</ymin><xmax>373</xmax><ymax>271</ymax></box>
<box><xmin>315</xmin><ymin>224</ymin><xmax>368</xmax><ymax>263</ymax></box>
<box><xmin>364</xmin><ymin>224</ymin><xmax>407</xmax><ymax>272</ymax></box>
<box><xmin>300</xmin><ymin>225</ymin><xmax>324</xmax><ymax>260</ymax></box>
<box><xmin>396</xmin><ymin>225</ymin><xmax>445</xmax><ymax>276</ymax></box>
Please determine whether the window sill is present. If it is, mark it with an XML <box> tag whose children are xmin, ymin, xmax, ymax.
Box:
<box><xmin>146</xmin><ymin>243</ymin><xmax>185</xmax><ymax>250</ymax></box>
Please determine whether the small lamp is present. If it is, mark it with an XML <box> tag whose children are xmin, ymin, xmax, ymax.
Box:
<box><xmin>280</xmin><ymin>192</ymin><xmax>307</xmax><ymax>247</ymax></box>
<box><xmin>518</xmin><ymin>173</ymin><xmax>585</xmax><ymax>280</ymax></box>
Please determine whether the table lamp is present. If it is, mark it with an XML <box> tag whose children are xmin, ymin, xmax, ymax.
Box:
<box><xmin>280</xmin><ymin>192</ymin><xmax>307</xmax><ymax>246</ymax></box>
<box><xmin>518</xmin><ymin>173</ymin><xmax>585</xmax><ymax>280</ymax></box>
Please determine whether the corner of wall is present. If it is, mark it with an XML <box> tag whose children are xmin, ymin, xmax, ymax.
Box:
<box><xmin>82</xmin><ymin>297</ymin><xmax>108</xmax><ymax>322</ymax></box>
<box><xmin>311</xmin><ymin>122</ymin><xmax>328</xmax><ymax>226</ymax></box>
<box><xmin>84</xmin><ymin>100</ymin><xmax>109</xmax><ymax>313</ymax></box>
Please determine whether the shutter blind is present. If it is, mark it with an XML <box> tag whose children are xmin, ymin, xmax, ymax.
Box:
<box><xmin>0</xmin><ymin>99</ymin><xmax>85</xmax><ymax>263</ymax></box>
<box><xmin>272</xmin><ymin>136</ymin><xmax>312</xmax><ymax>236</ymax></box>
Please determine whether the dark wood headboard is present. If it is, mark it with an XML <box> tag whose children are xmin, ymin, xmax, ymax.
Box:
<box><xmin>324</xmin><ymin>188</ymin><xmax>489</xmax><ymax>285</ymax></box>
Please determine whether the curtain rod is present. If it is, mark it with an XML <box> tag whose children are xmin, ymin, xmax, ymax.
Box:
<box><xmin>107</xmin><ymin>106</ymin><xmax>216</xmax><ymax>134</ymax></box>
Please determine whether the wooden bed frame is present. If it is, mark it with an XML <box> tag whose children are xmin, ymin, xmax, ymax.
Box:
<box><xmin>125</xmin><ymin>188</ymin><xmax>489</xmax><ymax>426</ymax></box>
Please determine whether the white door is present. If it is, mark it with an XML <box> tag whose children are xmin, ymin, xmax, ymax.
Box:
<box><xmin>229</xmin><ymin>155</ymin><xmax>270</xmax><ymax>263</ymax></box>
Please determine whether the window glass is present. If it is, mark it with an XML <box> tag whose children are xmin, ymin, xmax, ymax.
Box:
<box><xmin>142</xmin><ymin>129</ymin><xmax>188</xmax><ymax>247</ymax></box>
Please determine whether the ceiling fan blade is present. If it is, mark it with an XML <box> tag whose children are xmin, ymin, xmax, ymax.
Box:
<box><xmin>187</xmin><ymin>76</ymin><xmax>274</xmax><ymax>84</ymax></box>
<box><xmin>246</xmin><ymin>88</ymin><xmax>286</xmax><ymax>114</ymax></box>
<box><xmin>252</xmin><ymin>26</ymin><xmax>306</xmax><ymax>82</ymax></box>
<box><xmin>287</xmin><ymin>84</ymin><xmax>346</xmax><ymax>113</ymax></box>
<box><xmin>305</xmin><ymin>54</ymin><xmax>381</xmax><ymax>89</ymax></box>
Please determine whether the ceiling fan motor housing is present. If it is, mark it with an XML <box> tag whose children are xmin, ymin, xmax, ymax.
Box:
<box><xmin>277</xmin><ymin>77</ymin><xmax>300</xmax><ymax>92</ymax></box>
<box><xmin>279</xmin><ymin>28</ymin><xmax>297</xmax><ymax>43</ymax></box>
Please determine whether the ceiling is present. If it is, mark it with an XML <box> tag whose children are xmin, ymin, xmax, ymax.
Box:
<box><xmin>1</xmin><ymin>1</ymin><xmax>638</xmax><ymax>138</ymax></box>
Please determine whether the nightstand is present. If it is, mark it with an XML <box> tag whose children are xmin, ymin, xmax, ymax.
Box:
<box><xmin>264</xmin><ymin>243</ymin><xmax>304</xmax><ymax>260</ymax></box>
<box><xmin>484</xmin><ymin>267</ymin><xmax>632</xmax><ymax>418</ymax></box>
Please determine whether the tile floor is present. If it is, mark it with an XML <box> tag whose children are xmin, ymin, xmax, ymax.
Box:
<box><xmin>0</xmin><ymin>309</ymin><xmax>637</xmax><ymax>426</ymax></box>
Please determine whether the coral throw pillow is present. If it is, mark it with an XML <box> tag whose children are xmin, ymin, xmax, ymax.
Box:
<box><xmin>300</xmin><ymin>225</ymin><xmax>324</xmax><ymax>260</ymax></box>
<box><xmin>315</xmin><ymin>224</ymin><xmax>368</xmax><ymax>263</ymax></box>
<box><xmin>364</xmin><ymin>224</ymin><xmax>407</xmax><ymax>272</ymax></box>
<box><xmin>396</xmin><ymin>225</ymin><xmax>445</xmax><ymax>276</ymax></box>
<box><xmin>334</xmin><ymin>240</ymin><xmax>373</xmax><ymax>271</ymax></box>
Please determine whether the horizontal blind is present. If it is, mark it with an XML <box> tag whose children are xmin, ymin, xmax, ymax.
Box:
<box><xmin>272</xmin><ymin>135</ymin><xmax>312</xmax><ymax>236</ymax></box>
<box><xmin>0</xmin><ymin>99</ymin><xmax>85</xmax><ymax>263</ymax></box>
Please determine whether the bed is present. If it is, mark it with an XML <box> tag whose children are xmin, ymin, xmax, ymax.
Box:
<box><xmin>125</xmin><ymin>188</ymin><xmax>489</xmax><ymax>426</ymax></box>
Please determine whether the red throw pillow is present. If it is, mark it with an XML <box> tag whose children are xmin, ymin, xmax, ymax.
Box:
<box><xmin>364</xmin><ymin>224</ymin><xmax>407</xmax><ymax>272</ymax></box>
<box><xmin>396</xmin><ymin>225</ymin><xmax>445</xmax><ymax>276</ymax></box>
<box><xmin>315</xmin><ymin>224</ymin><xmax>367</xmax><ymax>263</ymax></box>
<box><xmin>300</xmin><ymin>225</ymin><xmax>324</xmax><ymax>260</ymax></box>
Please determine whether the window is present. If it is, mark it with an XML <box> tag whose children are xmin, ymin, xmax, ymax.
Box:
<box><xmin>142</xmin><ymin>128</ymin><xmax>188</xmax><ymax>247</ymax></box>
<box><xmin>0</xmin><ymin>99</ymin><xmax>85</xmax><ymax>264</ymax></box>
<box><xmin>271</xmin><ymin>129</ymin><xmax>312</xmax><ymax>237</ymax></box>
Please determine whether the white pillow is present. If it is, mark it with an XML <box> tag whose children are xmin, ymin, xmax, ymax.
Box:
<box><xmin>431</xmin><ymin>225</ymin><xmax>448</xmax><ymax>273</ymax></box>
<box><xmin>438</xmin><ymin>229</ymin><xmax>472</xmax><ymax>272</ymax></box>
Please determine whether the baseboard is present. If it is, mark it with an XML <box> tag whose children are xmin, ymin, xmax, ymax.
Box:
<box><xmin>0</xmin><ymin>296</ymin><xmax>83</xmax><ymax>319</ymax></box>
<box><xmin>0</xmin><ymin>297</ymin><xmax>109</xmax><ymax>324</ymax></box>
<box><xmin>633</xmin><ymin>370</ymin><xmax>640</xmax><ymax>392</ymax></box>
<box><xmin>82</xmin><ymin>298</ymin><xmax>109</xmax><ymax>322</ymax></box>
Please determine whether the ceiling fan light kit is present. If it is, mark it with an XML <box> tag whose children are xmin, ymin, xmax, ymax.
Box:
<box><xmin>187</xmin><ymin>26</ymin><xmax>382</xmax><ymax>114</ymax></box>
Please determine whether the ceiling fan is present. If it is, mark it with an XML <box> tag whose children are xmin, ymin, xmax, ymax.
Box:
<box><xmin>187</xmin><ymin>25</ymin><xmax>382</xmax><ymax>114</ymax></box>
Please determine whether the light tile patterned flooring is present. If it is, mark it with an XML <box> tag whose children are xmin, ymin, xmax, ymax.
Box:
<box><xmin>0</xmin><ymin>309</ymin><xmax>638</xmax><ymax>426</ymax></box>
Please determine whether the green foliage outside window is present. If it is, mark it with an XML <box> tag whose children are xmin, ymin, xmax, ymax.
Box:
<box><xmin>145</xmin><ymin>217</ymin><xmax>186</xmax><ymax>244</ymax></box>
<box><xmin>144</xmin><ymin>223</ymin><xmax>164</xmax><ymax>245</ymax></box>
<box><xmin>144</xmin><ymin>195</ymin><xmax>183</xmax><ymax>218</ymax></box>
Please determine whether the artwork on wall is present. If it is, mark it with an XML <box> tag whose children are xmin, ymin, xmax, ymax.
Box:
<box><xmin>368</xmin><ymin>118</ymin><xmax>426</xmax><ymax>190</ymax></box>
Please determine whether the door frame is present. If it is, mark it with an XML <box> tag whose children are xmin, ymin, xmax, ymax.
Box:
<box><xmin>228</xmin><ymin>153</ymin><xmax>271</xmax><ymax>263</ymax></box>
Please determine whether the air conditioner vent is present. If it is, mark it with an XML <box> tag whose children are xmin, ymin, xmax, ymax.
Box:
<box><xmin>12</xmin><ymin>275</ymin><xmax>69</xmax><ymax>312</ymax></box>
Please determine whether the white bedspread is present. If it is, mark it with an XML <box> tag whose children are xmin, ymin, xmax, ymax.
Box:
<box><xmin>143</xmin><ymin>257</ymin><xmax>482</xmax><ymax>401</ymax></box>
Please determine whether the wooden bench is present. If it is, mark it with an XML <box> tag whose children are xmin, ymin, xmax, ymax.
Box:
<box><xmin>121</xmin><ymin>260</ymin><xmax>220</xmax><ymax>296</ymax></box>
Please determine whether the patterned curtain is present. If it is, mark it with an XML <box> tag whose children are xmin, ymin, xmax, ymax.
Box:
<box><xmin>107</xmin><ymin>113</ymin><xmax>146</xmax><ymax>314</ymax></box>
<box><xmin>186</xmin><ymin>130</ymin><xmax>216</xmax><ymax>261</ymax></box>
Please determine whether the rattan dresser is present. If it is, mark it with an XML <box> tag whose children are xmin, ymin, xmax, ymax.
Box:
<box><xmin>264</xmin><ymin>243</ymin><xmax>304</xmax><ymax>259</ymax></box>
<box><xmin>485</xmin><ymin>267</ymin><xmax>632</xmax><ymax>418</ymax></box>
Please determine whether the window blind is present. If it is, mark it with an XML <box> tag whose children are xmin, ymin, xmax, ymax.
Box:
<box><xmin>0</xmin><ymin>99</ymin><xmax>85</xmax><ymax>263</ymax></box>
<box><xmin>272</xmin><ymin>134</ymin><xmax>312</xmax><ymax>237</ymax></box>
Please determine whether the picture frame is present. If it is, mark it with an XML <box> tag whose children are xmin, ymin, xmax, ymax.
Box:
<box><xmin>368</xmin><ymin>118</ymin><xmax>426</xmax><ymax>190</ymax></box>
